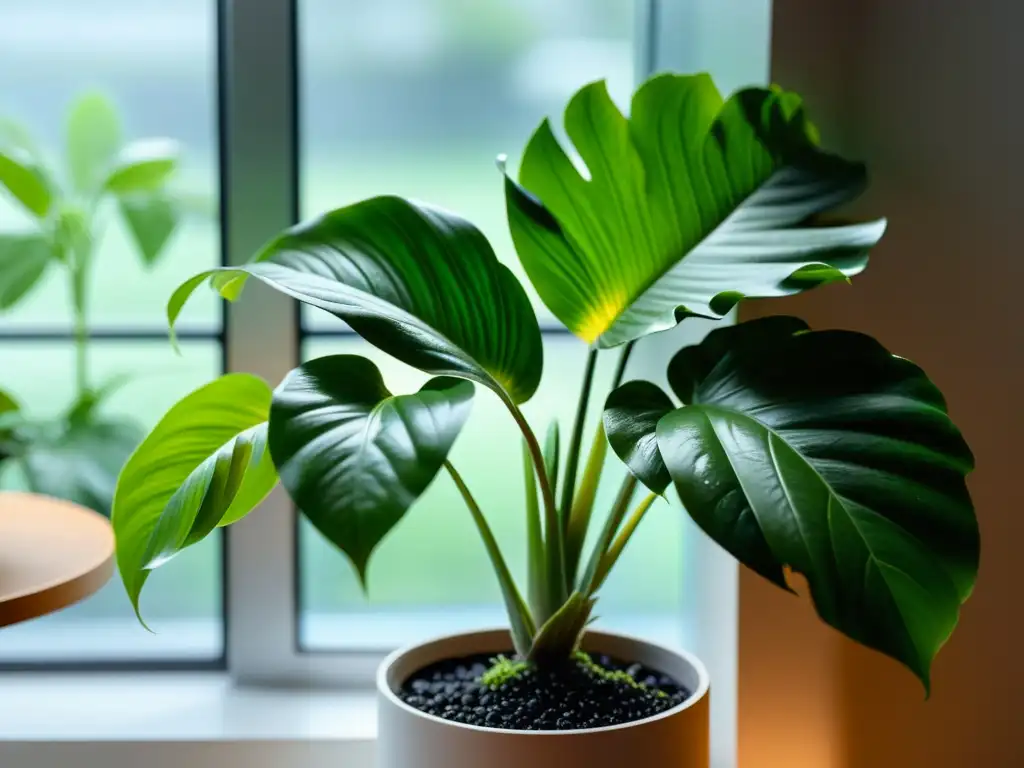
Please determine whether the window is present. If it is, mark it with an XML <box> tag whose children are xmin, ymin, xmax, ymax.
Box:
<box><xmin>0</xmin><ymin>0</ymin><xmax>223</xmax><ymax>664</ymax></box>
<box><xmin>1</xmin><ymin>1</ymin><xmax>773</xmax><ymax>762</ymax></box>
<box><xmin>295</xmin><ymin>0</ymin><xmax>687</xmax><ymax>653</ymax></box>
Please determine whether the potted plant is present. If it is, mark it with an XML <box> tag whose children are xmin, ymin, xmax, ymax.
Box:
<box><xmin>110</xmin><ymin>73</ymin><xmax>978</xmax><ymax>767</ymax></box>
<box><xmin>0</xmin><ymin>92</ymin><xmax>203</xmax><ymax>514</ymax></box>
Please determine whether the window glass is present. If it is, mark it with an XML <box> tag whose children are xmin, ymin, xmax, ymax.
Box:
<box><xmin>0</xmin><ymin>0</ymin><xmax>222</xmax><ymax>663</ymax></box>
<box><xmin>299</xmin><ymin>0</ymin><xmax>637</xmax><ymax>330</ymax></box>
<box><xmin>0</xmin><ymin>0</ymin><xmax>219</xmax><ymax>332</ymax></box>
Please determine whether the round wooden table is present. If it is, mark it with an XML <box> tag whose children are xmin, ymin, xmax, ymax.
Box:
<box><xmin>0</xmin><ymin>492</ymin><xmax>114</xmax><ymax>628</ymax></box>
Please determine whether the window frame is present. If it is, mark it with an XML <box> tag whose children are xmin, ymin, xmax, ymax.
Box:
<box><xmin>220</xmin><ymin>0</ymin><xmax>670</xmax><ymax>687</ymax></box>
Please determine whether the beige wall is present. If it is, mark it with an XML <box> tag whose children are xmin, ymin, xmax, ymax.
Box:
<box><xmin>739</xmin><ymin>0</ymin><xmax>1023</xmax><ymax>765</ymax></box>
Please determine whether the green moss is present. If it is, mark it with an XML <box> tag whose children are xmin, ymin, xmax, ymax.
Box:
<box><xmin>479</xmin><ymin>655</ymin><xmax>530</xmax><ymax>689</ymax></box>
<box><xmin>574</xmin><ymin>652</ymin><xmax>668</xmax><ymax>699</ymax></box>
<box><xmin>479</xmin><ymin>652</ymin><xmax>668</xmax><ymax>700</ymax></box>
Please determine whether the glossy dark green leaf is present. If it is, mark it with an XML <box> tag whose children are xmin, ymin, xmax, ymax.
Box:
<box><xmin>112</xmin><ymin>374</ymin><xmax>276</xmax><ymax>621</ymax></box>
<box><xmin>104</xmin><ymin>138</ymin><xmax>179</xmax><ymax>193</ymax></box>
<box><xmin>269</xmin><ymin>354</ymin><xmax>475</xmax><ymax>586</ymax></box>
<box><xmin>0</xmin><ymin>234</ymin><xmax>53</xmax><ymax>309</ymax></box>
<box><xmin>603</xmin><ymin>379</ymin><xmax>674</xmax><ymax>494</ymax></box>
<box><xmin>21</xmin><ymin>418</ymin><xmax>143</xmax><ymax>516</ymax></box>
<box><xmin>505</xmin><ymin>73</ymin><xmax>886</xmax><ymax>347</ymax></box>
<box><xmin>170</xmin><ymin>196</ymin><xmax>543</xmax><ymax>405</ymax></box>
<box><xmin>0</xmin><ymin>150</ymin><xmax>52</xmax><ymax>218</ymax></box>
<box><xmin>120</xmin><ymin>193</ymin><xmax>179</xmax><ymax>266</ymax></box>
<box><xmin>656</xmin><ymin>317</ymin><xmax>977</xmax><ymax>690</ymax></box>
<box><xmin>66</xmin><ymin>91</ymin><xmax>121</xmax><ymax>194</ymax></box>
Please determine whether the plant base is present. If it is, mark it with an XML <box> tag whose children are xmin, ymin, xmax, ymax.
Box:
<box><xmin>377</xmin><ymin>628</ymin><xmax>710</xmax><ymax>768</ymax></box>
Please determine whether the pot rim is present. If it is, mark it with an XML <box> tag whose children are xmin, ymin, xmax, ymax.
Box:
<box><xmin>377</xmin><ymin>626</ymin><xmax>710</xmax><ymax>736</ymax></box>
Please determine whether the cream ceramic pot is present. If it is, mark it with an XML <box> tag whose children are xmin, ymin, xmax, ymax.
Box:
<box><xmin>377</xmin><ymin>628</ymin><xmax>710</xmax><ymax>768</ymax></box>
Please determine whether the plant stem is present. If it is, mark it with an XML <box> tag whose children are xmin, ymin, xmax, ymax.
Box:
<box><xmin>503</xmin><ymin>398</ymin><xmax>566</xmax><ymax>609</ymax></box>
<box><xmin>521</xmin><ymin>439</ymin><xmax>548</xmax><ymax>622</ymax></box>
<box><xmin>564</xmin><ymin>423</ymin><xmax>608</xmax><ymax>583</ymax></box>
<box><xmin>445</xmin><ymin>461</ymin><xmax>536</xmax><ymax>655</ymax></box>
<box><xmin>69</xmin><ymin>256</ymin><xmax>89</xmax><ymax>399</ymax></box>
<box><xmin>580</xmin><ymin>474</ymin><xmax>637</xmax><ymax>594</ymax></box>
<box><xmin>559</xmin><ymin>347</ymin><xmax>598</xmax><ymax>535</ymax></box>
<box><xmin>610</xmin><ymin>340</ymin><xmax>635</xmax><ymax>390</ymax></box>
<box><xmin>590</xmin><ymin>492</ymin><xmax>659</xmax><ymax>594</ymax></box>
<box><xmin>564</xmin><ymin>341</ymin><xmax>636</xmax><ymax>587</ymax></box>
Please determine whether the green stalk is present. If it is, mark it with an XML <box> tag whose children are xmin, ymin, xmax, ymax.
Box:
<box><xmin>521</xmin><ymin>439</ymin><xmax>549</xmax><ymax>622</ymax></box>
<box><xmin>69</xmin><ymin>256</ymin><xmax>89</xmax><ymax>399</ymax></box>
<box><xmin>446</xmin><ymin>461</ymin><xmax>536</xmax><ymax>656</ymax></box>
<box><xmin>610</xmin><ymin>340</ymin><xmax>635</xmax><ymax>390</ymax></box>
<box><xmin>564</xmin><ymin>422</ymin><xmax>608</xmax><ymax>582</ymax></box>
<box><xmin>589</xmin><ymin>491</ymin><xmax>658</xmax><ymax>594</ymax></box>
<box><xmin>580</xmin><ymin>474</ymin><xmax>638</xmax><ymax>594</ymax></box>
<box><xmin>564</xmin><ymin>341</ymin><xmax>636</xmax><ymax>586</ymax></box>
<box><xmin>503</xmin><ymin>398</ymin><xmax>566</xmax><ymax>612</ymax></box>
<box><xmin>559</xmin><ymin>347</ymin><xmax>598</xmax><ymax>535</ymax></box>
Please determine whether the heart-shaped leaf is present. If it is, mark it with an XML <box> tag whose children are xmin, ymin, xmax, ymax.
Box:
<box><xmin>112</xmin><ymin>374</ymin><xmax>277</xmax><ymax>621</ymax></box>
<box><xmin>0</xmin><ymin>234</ymin><xmax>53</xmax><ymax>309</ymax></box>
<box><xmin>602</xmin><ymin>379</ymin><xmax>674</xmax><ymax>494</ymax></box>
<box><xmin>104</xmin><ymin>138</ymin><xmax>180</xmax><ymax>194</ymax></box>
<box><xmin>0</xmin><ymin>150</ymin><xmax>52</xmax><ymax>218</ymax></box>
<box><xmin>168</xmin><ymin>196</ymin><xmax>543</xmax><ymax>405</ymax></box>
<box><xmin>269</xmin><ymin>354</ymin><xmax>474</xmax><ymax>586</ymax></box>
<box><xmin>655</xmin><ymin>317</ymin><xmax>977</xmax><ymax>691</ymax></box>
<box><xmin>120</xmin><ymin>193</ymin><xmax>179</xmax><ymax>266</ymax></box>
<box><xmin>504</xmin><ymin>73</ymin><xmax>886</xmax><ymax>347</ymax></box>
<box><xmin>66</xmin><ymin>91</ymin><xmax>121</xmax><ymax>195</ymax></box>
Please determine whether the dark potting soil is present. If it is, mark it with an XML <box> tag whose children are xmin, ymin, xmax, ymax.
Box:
<box><xmin>398</xmin><ymin>652</ymin><xmax>691</xmax><ymax>731</ymax></box>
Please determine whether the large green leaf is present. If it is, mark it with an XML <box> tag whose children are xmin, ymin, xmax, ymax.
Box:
<box><xmin>504</xmin><ymin>73</ymin><xmax>886</xmax><ymax>347</ymax></box>
<box><xmin>269</xmin><ymin>354</ymin><xmax>474</xmax><ymax>585</ymax></box>
<box><xmin>120</xmin><ymin>193</ymin><xmax>179</xmax><ymax>266</ymax></box>
<box><xmin>65</xmin><ymin>91</ymin><xmax>121</xmax><ymax>194</ymax></box>
<box><xmin>0</xmin><ymin>234</ymin><xmax>53</xmax><ymax>309</ymax></box>
<box><xmin>654</xmin><ymin>317</ymin><xmax>977</xmax><ymax>690</ymax></box>
<box><xmin>169</xmin><ymin>196</ymin><xmax>543</xmax><ymax>404</ymax></box>
<box><xmin>0</xmin><ymin>150</ymin><xmax>52</xmax><ymax>218</ymax></box>
<box><xmin>603</xmin><ymin>379</ymin><xmax>674</xmax><ymax>494</ymax></box>
<box><xmin>104</xmin><ymin>138</ymin><xmax>179</xmax><ymax>194</ymax></box>
<box><xmin>20</xmin><ymin>418</ymin><xmax>143</xmax><ymax>516</ymax></box>
<box><xmin>112</xmin><ymin>374</ymin><xmax>276</xmax><ymax>620</ymax></box>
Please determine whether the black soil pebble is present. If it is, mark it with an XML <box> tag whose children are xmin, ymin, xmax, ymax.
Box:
<box><xmin>398</xmin><ymin>652</ymin><xmax>690</xmax><ymax>731</ymax></box>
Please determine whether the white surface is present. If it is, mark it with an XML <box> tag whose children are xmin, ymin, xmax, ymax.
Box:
<box><xmin>0</xmin><ymin>673</ymin><xmax>376</xmax><ymax>740</ymax></box>
<box><xmin>0</xmin><ymin>673</ymin><xmax>376</xmax><ymax>767</ymax></box>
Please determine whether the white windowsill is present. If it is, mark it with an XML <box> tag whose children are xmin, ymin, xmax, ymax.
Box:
<box><xmin>0</xmin><ymin>673</ymin><xmax>377</xmax><ymax>768</ymax></box>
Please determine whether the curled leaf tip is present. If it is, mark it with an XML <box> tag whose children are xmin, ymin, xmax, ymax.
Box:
<box><xmin>130</xmin><ymin>602</ymin><xmax>155</xmax><ymax>634</ymax></box>
<box><xmin>168</xmin><ymin>327</ymin><xmax>182</xmax><ymax>356</ymax></box>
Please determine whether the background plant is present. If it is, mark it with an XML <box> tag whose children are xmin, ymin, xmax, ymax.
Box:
<box><xmin>0</xmin><ymin>91</ymin><xmax>198</xmax><ymax>514</ymax></box>
<box><xmin>112</xmin><ymin>73</ymin><xmax>977</xmax><ymax>692</ymax></box>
